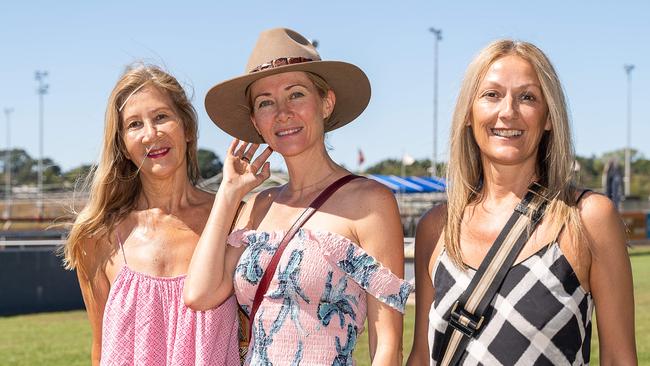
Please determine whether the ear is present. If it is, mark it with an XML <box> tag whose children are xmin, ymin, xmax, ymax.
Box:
<box><xmin>466</xmin><ymin>110</ymin><xmax>473</xmax><ymax>127</ymax></box>
<box><xmin>544</xmin><ymin>115</ymin><xmax>552</xmax><ymax>131</ymax></box>
<box><xmin>322</xmin><ymin>90</ymin><xmax>336</xmax><ymax>120</ymax></box>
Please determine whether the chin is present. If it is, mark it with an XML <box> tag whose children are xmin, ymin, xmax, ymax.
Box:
<box><xmin>144</xmin><ymin>162</ymin><xmax>183</xmax><ymax>178</ymax></box>
<box><xmin>483</xmin><ymin>150</ymin><xmax>537</xmax><ymax>167</ymax></box>
<box><xmin>274</xmin><ymin>147</ymin><xmax>306</xmax><ymax>159</ymax></box>
<box><xmin>269</xmin><ymin>139</ymin><xmax>313</xmax><ymax>157</ymax></box>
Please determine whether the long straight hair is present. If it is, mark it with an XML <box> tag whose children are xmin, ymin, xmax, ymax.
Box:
<box><xmin>63</xmin><ymin>64</ymin><xmax>199</xmax><ymax>277</ymax></box>
<box><xmin>445</xmin><ymin>40</ymin><xmax>585</xmax><ymax>268</ymax></box>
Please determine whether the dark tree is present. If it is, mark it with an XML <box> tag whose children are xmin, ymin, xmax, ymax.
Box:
<box><xmin>197</xmin><ymin>148</ymin><xmax>223</xmax><ymax>179</ymax></box>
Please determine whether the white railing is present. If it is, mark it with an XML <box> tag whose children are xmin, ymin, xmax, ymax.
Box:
<box><xmin>0</xmin><ymin>239</ymin><xmax>65</xmax><ymax>247</ymax></box>
<box><xmin>0</xmin><ymin>238</ymin><xmax>417</xmax><ymax>255</ymax></box>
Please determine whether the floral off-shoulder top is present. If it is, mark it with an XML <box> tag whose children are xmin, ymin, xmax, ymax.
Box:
<box><xmin>228</xmin><ymin>228</ymin><xmax>413</xmax><ymax>366</ymax></box>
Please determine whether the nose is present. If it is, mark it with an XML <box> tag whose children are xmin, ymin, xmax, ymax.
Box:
<box><xmin>141</xmin><ymin>121</ymin><xmax>159</xmax><ymax>144</ymax></box>
<box><xmin>275</xmin><ymin>100</ymin><xmax>293</xmax><ymax>123</ymax></box>
<box><xmin>498</xmin><ymin>94</ymin><xmax>519</xmax><ymax>121</ymax></box>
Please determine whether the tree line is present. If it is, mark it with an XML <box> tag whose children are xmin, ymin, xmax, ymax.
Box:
<box><xmin>2</xmin><ymin>148</ymin><xmax>649</xmax><ymax>198</ymax></box>
<box><xmin>364</xmin><ymin>149</ymin><xmax>650</xmax><ymax>198</ymax></box>
<box><xmin>0</xmin><ymin>148</ymin><xmax>223</xmax><ymax>191</ymax></box>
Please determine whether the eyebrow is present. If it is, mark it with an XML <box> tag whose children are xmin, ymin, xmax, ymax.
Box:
<box><xmin>479</xmin><ymin>81</ymin><xmax>542</xmax><ymax>90</ymax></box>
<box><xmin>252</xmin><ymin>83</ymin><xmax>308</xmax><ymax>102</ymax></box>
<box><xmin>285</xmin><ymin>83</ymin><xmax>307</xmax><ymax>90</ymax></box>
<box><xmin>122</xmin><ymin>106</ymin><xmax>173</xmax><ymax>123</ymax></box>
<box><xmin>252</xmin><ymin>92</ymin><xmax>271</xmax><ymax>103</ymax></box>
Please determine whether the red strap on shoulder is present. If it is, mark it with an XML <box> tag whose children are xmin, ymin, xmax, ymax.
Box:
<box><xmin>247</xmin><ymin>174</ymin><xmax>363</xmax><ymax>339</ymax></box>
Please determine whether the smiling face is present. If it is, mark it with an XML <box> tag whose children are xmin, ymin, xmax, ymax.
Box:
<box><xmin>249</xmin><ymin>71</ymin><xmax>335</xmax><ymax>157</ymax></box>
<box><xmin>120</xmin><ymin>84</ymin><xmax>188</xmax><ymax>179</ymax></box>
<box><xmin>471</xmin><ymin>55</ymin><xmax>550</xmax><ymax>169</ymax></box>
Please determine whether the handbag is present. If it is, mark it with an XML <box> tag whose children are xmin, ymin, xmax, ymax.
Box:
<box><xmin>238</xmin><ymin>174</ymin><xmax>363</xmax><ymax>357</ymax></box>
<box><xmin>228</xmin><ymin>201</ymin><xmax>252</xmax><ymax>363</ymax></box>
<box><xmin>437</xmin><ymin>182</ymin><xmax>549</xmax><ymax>365</ymax></box>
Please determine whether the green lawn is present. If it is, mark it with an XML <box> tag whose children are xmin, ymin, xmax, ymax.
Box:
<box><xmin>0</xmin><ymin>310</ymin><xmax>91</xmax><ymax>366</ymax></box>
<box><xmin>1</xmin><ymin>247</ymin><xmax>648</xmax><ymax>365</ymax></box>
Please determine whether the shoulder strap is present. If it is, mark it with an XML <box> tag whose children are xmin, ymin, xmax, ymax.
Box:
<box><xmin>248</xmin><ymin>174</ymin><xmax>363</xmax><ymax>339</ymax></box>
<box><xmin>437</xmin><ymin>182</ymin><xmax>549</xmax><ymax>365</ymax></box>
<box><xmin>116</xmin><ymin>232</ymin><xmax>128</xmax><ymax>266</ymax></box>
<box><xmin>229</xmin><ymin>201</ymin><xmax>246</xmax><ymax>233</ymax></box>
<box><xmin>576</xmin><ymin>189</ymin><xmax>592</xmax><ymax>205</ymax></box>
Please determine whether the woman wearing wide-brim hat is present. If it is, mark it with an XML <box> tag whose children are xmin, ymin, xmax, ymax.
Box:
<box><xmin>184</xmin><ymin>28</ymin><xmax>413</xmax><ymax>365</ymax></box>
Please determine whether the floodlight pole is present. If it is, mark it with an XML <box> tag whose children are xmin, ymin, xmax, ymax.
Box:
<box><xmin>429</xmin><ymin>27</ymin><xmax>442</xmax><ymax>178</ymax></box>
<box><xmin>3</xmin><ymin>108</ymin><xmax>13</xmax><ymax>219</ymax></box>
<box><xmin>35</xmin><ymin>70</ymin><xmax>49</xmax><ymax>219</ymax></box>
<box><xmin>624</xmin><ymin>64</ymin><xmax>634</xmax><ymax>197</ymax></box>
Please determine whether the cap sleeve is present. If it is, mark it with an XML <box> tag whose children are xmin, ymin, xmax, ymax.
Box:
<box><xmin>315</xmin><ymin>231</ymin><xmax>413</xmax><ymax>313</ymax></box>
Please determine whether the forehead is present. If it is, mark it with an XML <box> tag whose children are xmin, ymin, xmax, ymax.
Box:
<box><xmin>249</xmin><ymin>71</ymin><xmax>313</xmax><ymax>96</ymax></box>
<box><xmin>480</xmin><ymin>55</ymin><xmax>540</xmax><ymax>86</ymax></box>
<box><xmin>121</xmin><ymin>85</ymin><xmax>174</xmax><ymax>118</ymax></box>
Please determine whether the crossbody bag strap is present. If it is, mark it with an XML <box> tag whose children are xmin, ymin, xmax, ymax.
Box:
<box><xmin>437</xmin><ymin>182</ymin><xmax>550</xmax><ymax>365</ymax></box>
<box><xmin>248</xmin><ymin>174</ymin><xmax>364</xmax><ymax>339</ymax></box>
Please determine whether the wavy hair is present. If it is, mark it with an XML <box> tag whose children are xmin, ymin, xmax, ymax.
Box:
<box><xmin>445</xmin><ymin>40</ymin><xmax>585</xmax><ymax>268</ymax></box>
<box><xmin>63</xmin><ymin>64</ymin><xmax>199</xmax><ymax>276</ymax></box>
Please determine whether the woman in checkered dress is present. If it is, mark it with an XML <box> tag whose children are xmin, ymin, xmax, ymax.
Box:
<box><xmin>407</xmin><ymin>40</ymin><xmax>637</xmax><ymax>365</ymax></box>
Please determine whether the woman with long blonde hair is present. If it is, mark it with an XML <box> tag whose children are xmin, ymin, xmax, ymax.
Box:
<box><xmin>407</xmin><ymin>40</ymin><xmax>636</xmax><ymax>365</ymax></box>
<box><xmin>64</xmin><ymin>64</ymin><xmax>239</xmax><ymax>365</ymax></box>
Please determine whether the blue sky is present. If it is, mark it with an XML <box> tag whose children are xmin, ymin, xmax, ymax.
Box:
<box><xmin>1</xmin><ymin>0</ymin><xmax>648</xmax><ymax>172</ymax></box>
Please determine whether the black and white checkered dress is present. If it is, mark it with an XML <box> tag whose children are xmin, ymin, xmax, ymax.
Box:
<box><xmin>428</xmin><ymin>242</ymin><xmax>593</xmax><ymax>365</ymax></box>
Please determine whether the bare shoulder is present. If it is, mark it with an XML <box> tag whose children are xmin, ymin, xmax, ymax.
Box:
<box><xmin>76</xmin><ymin>234</ymin><xmax>100</xmax><ymax>269</ymax></box>
<box><xmin>416</xmin><ymin>203</ymin><xmax>447</xmax><ymax>256</ymax></box>
<box><xmin>342</xmin><ymin>177</ymin><xmax>397</xmax><ymax>210</ymax></box>
<box><xmin>235</xmin><ymin>186</ymin><xmax>280</xmax><ymax>229</ymax></box>
<box><xmin>577</xmin><ymin>191</ymin><xmax>618</xmax><ymax>229</ymax></box>
<box><xmin>247</xmin><ymin>186</ymin><xmax>280</xmax><ymax>211</ymax></box>
<box><xmin>418</xmin><ymin>203</ymin><xmax>447</xmax><ymax>237</ymax></box>
<box><xmin>76</xmin><ymin>234</ymin><xmax>112</xmax><ymax>284</ymax></box>
<box><xmin>339</xmin><ymin>178</ymin><xmax>401</xmax><ymax>250</ymax></box>
<box><xmin>576</xmin><ymin>191</ymin><xmax>626</xmax><ymax>252</ymax></box>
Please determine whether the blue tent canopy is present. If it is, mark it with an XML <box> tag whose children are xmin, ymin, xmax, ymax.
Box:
<box><xmin>367</xmin><ymin>175</ymin><xmax>446</xmax><ymax>193</ymax></box>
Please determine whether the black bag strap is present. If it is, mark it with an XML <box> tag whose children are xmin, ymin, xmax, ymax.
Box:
<box><xmin>437</xmin><ymin>182</ymin><xmax>550</xmax><ymax>365</ymax></box>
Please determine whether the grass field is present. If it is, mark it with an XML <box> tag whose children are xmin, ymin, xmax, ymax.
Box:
<box><xmin>1</xmin><ymin>248</ymin><xmax>648</xmax><ymax>365</ymax></box>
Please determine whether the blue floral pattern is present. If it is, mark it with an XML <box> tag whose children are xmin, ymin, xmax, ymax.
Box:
<box><xmin>248</xmin><ymin>309</ymin><xmax>275</xmax><ymax>366</ymax></box>
<box><xmin>291</xmin><ymin>341</ymin><xmax>303</xmax><ymax>366</ymax></box>
<box><xmin>267</xmin><ymin>249</ymin><xmax>310</xmax><ymax>334</ymax></box>
<box><xmin>236</xmin><ymin>232</ymin><xmax>278</xmax><ymax>285</ymax></box>
<box><xmin>381</xmin><ymin>282</ymin><xmax>413</xmax><ymax>313</ymax></box>
<box><xmin>336</xmin><ymin>244</ymin><xmax>379</xmax><ymax>289</ymax></box>
<box><xmin>318</xmin><ymin>271</ymin><xmax>358</xmax><ymax>328</ymax></box>
<box><xmin>332</xmin><ymin>324</ymin><xmax>358</xmax><ymax>366</ymax></box>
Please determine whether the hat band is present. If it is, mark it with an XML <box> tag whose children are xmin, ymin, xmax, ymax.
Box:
<box><xmin>250</xmin><ymin>57</ymin><xmax>313</xmax><ymax>73</ymax></box>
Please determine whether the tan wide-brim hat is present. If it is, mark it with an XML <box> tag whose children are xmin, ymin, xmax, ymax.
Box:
<box><xmin>205</xmin><ymin>28</ymin><xmax>371</xmax><ymax>143</ymax></box>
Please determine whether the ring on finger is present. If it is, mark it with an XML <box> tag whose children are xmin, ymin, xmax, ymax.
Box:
<box><xmin>241</xmin><ymin>156</ymin><xmax>251</xmax><ymax>163</ymax></box>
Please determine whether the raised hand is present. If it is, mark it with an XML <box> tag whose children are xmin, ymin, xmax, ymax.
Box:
<box><xmin>220</xmin><ymin>139</ymin><xmax>273</xmax><ymax>198</ymax></box>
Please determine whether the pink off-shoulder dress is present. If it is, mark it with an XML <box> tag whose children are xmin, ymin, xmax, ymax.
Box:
<box><xmin>229</xmin><ymin>228</ymin><xmax>413</xmax><ymax>366</ymax></box>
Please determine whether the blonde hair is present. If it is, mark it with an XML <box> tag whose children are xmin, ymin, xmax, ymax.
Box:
<box><xmin>445</xmin><ymin>40</ymin><xmax>584</xmax><ymax>268</ymax></box>
<box><xmin>63</xmin><ymin>64</ymin><xmax>199</xmax><ymax>275</ymax></box>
